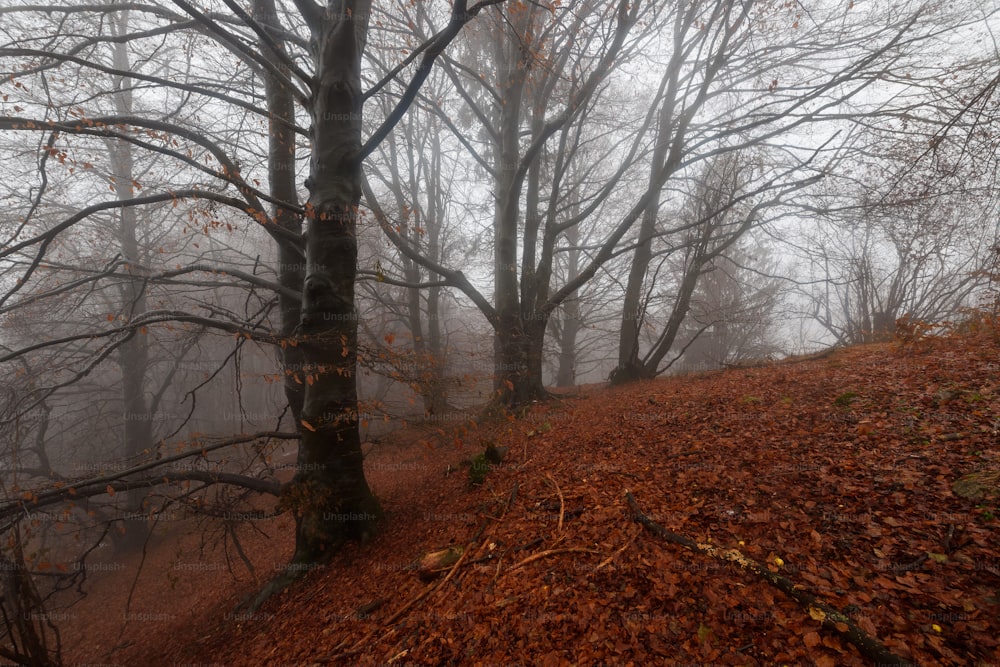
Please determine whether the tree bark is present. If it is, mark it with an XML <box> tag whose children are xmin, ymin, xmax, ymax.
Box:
<box><xmin>555</xmin><ymin>223</ymin><xmax>582</xmax><ymax>387</ymax></box>
<box><xmin>288</xmin><ymin>0</ymin><xmax>381</xmax><ymax>565</ymax></box>
<box><xmin>491</xmin><ymin>9</ymin><xmax>530</xmax><ymax>405</ymax></box>
<box><xmin>616</xmin><ymin>80</ymin><xmax>676</xmax><ymax>383</ymax></box>
<box><xmin>108</xmin><ymin>8</ymin><xmax>153</xmax><ymax>550</ymax></box>
<box><xmin>254</xmin><ymin>0</ymin><xmax>307</xmax><ymax>426</ymax></box>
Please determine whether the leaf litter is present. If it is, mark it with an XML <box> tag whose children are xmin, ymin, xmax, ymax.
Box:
<box><xmin>97</xmin><ymin>328</ymin><xmax>1000</xmax><ymax>665</ymax></box>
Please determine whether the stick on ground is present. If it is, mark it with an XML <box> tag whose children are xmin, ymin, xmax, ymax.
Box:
<box><xmin>625</xmin><ymin>490</ymin><xmax>914</xmax><ymax>667</ymax></box>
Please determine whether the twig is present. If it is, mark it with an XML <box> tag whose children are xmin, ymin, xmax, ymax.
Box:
<box><xmin>501</xmin><ymin>548</ymin><xmax>601</xmax><ymax>577</ymax></box>
<box><xmin>596</xmin><ymin>526</ymin><xmax>640</xmax><ymax>571</ymax></box>
<box><xmin>545</xmin><ymin>473</ymin><xmax>565</xmax><ymax>532</ymax></box>
<box><xmin>392</xmin><ymin>539</ymin><xmax>479</xmax><ymax>627</ymax></box>
<box><xmin>355</xmin><ymin>598</ymin><xmax>388</xmax><ymax>618</ymax></box>
<box><xmin>943</xmin><ymin>524</ymin><xmax>956</xmax><ymax>554</ymax></box>
<box><xmin>472</xmin><ymin>482</ymin><xmax>518</xmax><ymax>544</ymax></box>
<box><xmin>513</xmin><ymin>537</ymin><xmax>544</xmax><ymax>552</ymax></box>
<box><xmin>320</xmin><ymin>543</ymin><xmax>472</xmax><ymax>663</ymax></box>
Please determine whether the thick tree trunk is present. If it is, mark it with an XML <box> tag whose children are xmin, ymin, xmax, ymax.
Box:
<box><xmin>288</xmin><ymin>1</ymin><xmax>380</xmax><ymax>565</ymax></box>
<box><xmin>522</xmin><ymin>317</ymin><xmax>548</xmax><ymax>398</ymax></box>
<box><xmin>490</xmin><ymin>6</ymin><xmax>530</xmax><ymax>406</ymax></box>
<box><xmin>616</xmin><ymin>206</ymin><xmax>656</xmax><ymax>380</ymax></box>
<box><xmin>616</xmin><ymin>93</ymin><xmax>674</xmax><ymax>382</ymax></box>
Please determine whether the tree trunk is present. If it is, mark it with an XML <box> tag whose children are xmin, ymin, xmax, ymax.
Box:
<box><xmin>109</xmin><ymin>10</ymin><xmax>152</xmax><ymax>550</ymax></box>
<box><xmin>616</xmin><ymin>92</ymin><xmax>675</xmax><ymax>383</ymax></box>
<box><xmin>422</xmin><ymin>126</ymin><xmax>448</xmax><ymax>414</ymax></box>
<box><xmin>254</xmin><ymin>0</ymin><xmax>306</xmax><ymax>425</ymax></box>
<box><xmin>522</xmin><ymin>317</ymin><xmax>548</xmax><ymax>398</ymax></box>
<box><xmin>555</xmin><ymin>222</ymin><xmax>582</xmax><ymax>387</ymax></box>
<box><xmin>490</xmin><ymin>5</ymin><xmax>531</xmax><ymax>406</ymax></box>
<box><xmin>640</xmin><ymin>253</ymin><xmax>706</xmax><ymax>373</ymax></box>
<box><xmin>288</xmin><ymin>0</ymin><xmax>380</xmax><ymax>565</ymax></box>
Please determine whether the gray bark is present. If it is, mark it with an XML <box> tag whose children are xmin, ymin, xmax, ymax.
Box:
<box><xmin>108</xmin><ymin>8</ymin><xmax>153</xmax><ymax>550</ymax></box>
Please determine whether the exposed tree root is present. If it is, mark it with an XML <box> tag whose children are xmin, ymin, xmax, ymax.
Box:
<box><xmin>319</xmin><ymin>483</ymin><xmax>521</xmax><ymax>663</ymax></box>
<box><xmin>626</xmin><ymin>491</ymin><xmax>914</xmax><ymax>667</ymax></box>
<box><xmin>242</xmin><ymin>564</ymin><xmax>305</xmax><ymax>615</ymax></box>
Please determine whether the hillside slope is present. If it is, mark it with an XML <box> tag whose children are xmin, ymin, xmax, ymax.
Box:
<box><xmin>120</xmin><ymin>328</ymin><xmax>999</xmax><ymax>666</ymax></box>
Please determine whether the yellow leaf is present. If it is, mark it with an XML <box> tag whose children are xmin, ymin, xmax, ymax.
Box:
<box><xmin>301</xmin><ymin>419</ymin><xmax>317</xmax><ymax>432</ymax></box>
<box><xmin>808</xmin><ymin>606</ymin><xmax>826</xmax><ymax>622</ymax></box>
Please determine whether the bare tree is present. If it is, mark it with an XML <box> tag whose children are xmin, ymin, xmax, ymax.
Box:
<box><xmin>672</xmin><ymin>238</ymin><xmax>784</xmax><ymax>371</ymax></box>
<box><xmin>614</xmin><ymin>150</ymin><xmax>806</xmax><ymax>381</ymax></box>
<box><xmin>0</xmin><ymin>0</ymin><xmax>510</xmax><ymax>625</ymax></box>
<box><xmin>610</xmin><ymin>0</ymin><xmax>991</xmax><ymax>381</ymax></box>
<box><xmin>798</xmin><ymin>180</ymin><xmax>993</xmax><ymax>345</ymax></box>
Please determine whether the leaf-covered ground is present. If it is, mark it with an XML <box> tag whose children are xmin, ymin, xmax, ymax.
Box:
<box><xmin>77</xmin><ymin>328</ymin><xmax>1000</xmax><ymax>666</ymax></box>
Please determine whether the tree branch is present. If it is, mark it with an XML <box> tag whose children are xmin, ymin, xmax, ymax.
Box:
<box><xmin>0</xmin><ymin>432</ymin><xmax>298</xmax><ymax>523</ymax></box>
<box><xmin>359</xmin><ymin>0</ymin><xmax>508</xmax><ymax>160</ymax></box>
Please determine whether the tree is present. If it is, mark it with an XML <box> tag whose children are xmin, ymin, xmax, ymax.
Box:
<box><xmin>672</xmin><ymin>238</ymin><xmax>784</xmax><ymax>371</ymax></box>
<box><xmin>611</xmin><ymin>0</ymin><xmax>986</xmax><ymax>381</ymax></box>
<box><xmin>369</xmin><ymin>0</ymin><xmax>674</xmax><ymax>404</ymax></box>
<box><xmin>0</xmin><ymin>0</ymin><xmax>509</xmax><ymax>618</ymax></box>
<box><xmin>794</xmin><ymin>128</ymin><xmax>996</xmax><ymax>345</ymax></box>
<box><xmin>614</xmin><ymin>150</ymin><xmax>805</xmax><ymax>381</ymax></box>
<box><xmin>362</xmin><ymin>56</ymin><xmax>464</xmax><ymax>416</ymax></box>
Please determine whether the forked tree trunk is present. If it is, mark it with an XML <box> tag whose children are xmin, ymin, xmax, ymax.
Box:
<box><xmin>616</xmin><ymin>90</ymin><xmax>675</xmax><ymax>384</ymax></box>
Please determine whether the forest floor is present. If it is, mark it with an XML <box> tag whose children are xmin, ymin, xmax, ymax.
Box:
<box><xmin>64</xmin><ymin>324</ymin><xmax>1000</xmax><ymax>666</ymax></box>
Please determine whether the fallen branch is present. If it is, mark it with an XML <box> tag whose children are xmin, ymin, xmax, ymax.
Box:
<box><xmin>625</xmin><ymin>491</ymin><xmax>913</xmax><ymax>667</ymax></box>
